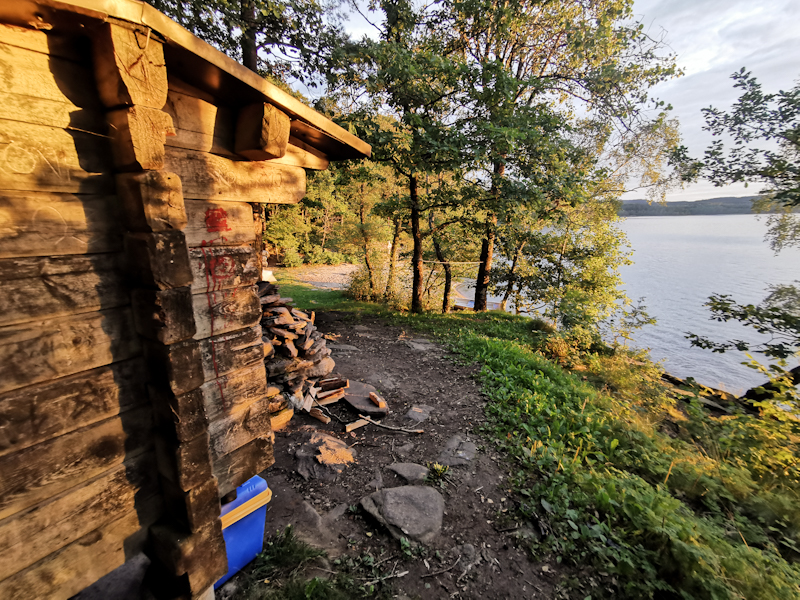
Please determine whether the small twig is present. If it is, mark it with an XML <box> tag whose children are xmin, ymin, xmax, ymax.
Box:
<box><xmin>422</xmin><ymin>555</ymin><xmax>461</xmax><ymax>579</ymax></box>
<box><xmin>357</xmin><ymin>415</ymin><xmax>424</xmax><ymax>434</ymax></box>
<box><xmin>373</xmin><ymin>554</ymin><xmax>397</xmax><ymax>568</ymax></box>
<box><xmin>495</xmin><ymin>524</ymin><xmax>520</xmax><ymax>533</ymax></box>
<box><xmin>362</xmin><ymin>570</ymin><xmax>409</xmax><ymax>586</ymax></box>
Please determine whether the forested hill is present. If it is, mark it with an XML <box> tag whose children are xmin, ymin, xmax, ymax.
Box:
<box><xmin>618</xmin><ymin>196</ymin><xmax>758</xmax><ymax>216</ymax></box>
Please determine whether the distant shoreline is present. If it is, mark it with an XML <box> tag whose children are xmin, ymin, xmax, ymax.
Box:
<box><xmin>618</xmin><ymin>196</ymin><xmax>759</xmax><ymax>217</ymax></box>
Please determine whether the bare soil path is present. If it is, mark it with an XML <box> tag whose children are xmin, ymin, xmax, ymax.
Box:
<box><xmin>234</xmin><ymin>310</ymin><xmax>555</xmax><ymax>599</ymax></box>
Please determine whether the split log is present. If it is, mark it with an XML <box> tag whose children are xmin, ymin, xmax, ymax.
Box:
<box><xmin>126</xmin><ymin>231</ymin><xmax>192</xmax><ymax>290</ymax></box>
<box><xmin>315</xmin><ymin>388</ymin><xmax>345</xmax><ymax>406</ymax></box>
<box><xmin>268</xmin><ymin>326</ymin><xmax>298</xmax><ymax>340</ymax></box>
<box><xmin>308</xmin><ymin>408</ymin><xmax>331</xmax><ymax>425</ymax></box>
<box><xmin>319</xmin><ymin>376</ymin><xmax>348</xmax><ymax>391</ymax></box>
<box><xmin>189</xmin><ymin>245</ymin><xmax>259</xmax><ymax>294</ymax></box>
<box><xmin>269</xmin><ymin>408</ymin><xmax>294</xmax><ymax>432</ymax></box>
<box><xmin>107</xmin><ymin>106</ymin><xmax>176</xmax><ymax>171</ymax></box>
<box><xmin>369</xmin><ymin>392</ymin><xmax>388</xmax><ymax>410</ymax></box>
<box><xmin>116</xmin><ymin>170</ymin><xmax>187</xmax><ymax>233</ymax></box>
<box><xmin>0</xmin><ymin>253</ymin><xmax>128</xmax><ymax>327</ymax></box>
<box><xmin>213</xmin><ymin>436</ymin><xmax>275</xmax><ymax>497</ymax></box>
<box><xmin>93</xmin><ymin>21</ymin><xmax>168</xmax><ymax>109</ymax></box>
<box><xmin>0</xmin><ymin>191</ymin><xmax>122</xmax><ymax>259</ymax></box>
<box><xmin>0</xmin><ymin>308</ymin><xmax>141</xmax><ymax>394</ymax></box>
<box><xmin>0</xmin><ymin>358</ymin><xmax>147</xmax><ymax>457</ymax></box>
<box><xmin>235</xmin><ymin>102</ymin><xmax>290</xmax><ymax>160</ymax></box>
<box><xmin>278</xmin><ymin>339</ymin><xmax>298</xmax><ymax>358</ymax></box>
<box><xmin>163</xmin><ymin>146</ymin><xmax>305</xmax><ymax>204</ymax></box>
<box><xmin>184</xmin><ymin>199</ymin><xmax>254</xmax><ymax>248</ymax></box>
<box><xmin>0</xmin><ymin>453</ymin><xmax>159</xmax><ymax>580</ymax></box>
<box><xmin>0</xmin><ymin>407</ymin><xmax>153</xmax><ymax>520</ymax></box>
<box><xmin>145</xmin><ymin>325</ymin><xmax>263</xmax><ymax>395</ymax></box>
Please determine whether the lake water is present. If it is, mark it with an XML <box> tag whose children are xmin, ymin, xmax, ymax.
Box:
<box><xmin>618</xmin><ymin>214</ymin><xmax>800</xmax><ymax>394</ymax></box>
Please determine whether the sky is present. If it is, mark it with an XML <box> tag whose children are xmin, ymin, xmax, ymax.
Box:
<box><xmin>338</xmin><ymin>0</ymin><xmax>798</xmax><ymax>202</ymax></box>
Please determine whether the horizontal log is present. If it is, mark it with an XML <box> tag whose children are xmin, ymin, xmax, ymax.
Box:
<box><xmin>0</xmin><ymin>407</ymin><xmax>153</xmax><ymax>521</ymax></box>
<box><xmin>148</xmin><ymin>519</ymin><xmax>226</xmax><ymax>578</ymax></box>
<box><xmin>0</xmin><ymin>253</ymin><xmax>129</xmax><ymax>327</ymax></box>
<box><xmin>126</xmin><ymin>231</ymin><xmax>193</xmax><ymax>290</ymax></box>
<box><xmin>0</xmin><ymin>509</ymin><xmax>153</xmax><ymax>600</ymax></box>
<box><xmin>164</xmin><ymin>86</ymin><xmax>236</xmax><ymax>158</ymax></box>
<box><xmin>0</xmin><ymin>308</ymin><xmax>141</xmax><ymax>394</ymax></box>
<box><xmin>200</xmin><ymin>362</ymin><xmax>268</xmax><ymax>424</ymax></box>
<box><xmin>145</xmin><ymin>325</ymin><xmax>263</xmax><ymax>396</ymax></box>
<box><xmin>208</xmin><ymin>396</ymin><xmax>273</xmax><ymax>460</ymax></box>
<box><xmin>160</xmin><ymin>475</ymin><xmax>220</xmax><ymax>533</ymax></box>
<box><xmin>93</xmin><ymin>21</ymin><xmax>168</xmax><ymax>109</ymax></box>
<box><xmin>0</xmin><ymin>41</ymin><xmax>106</xmax><ymax>133</ymax></box>
<box><xmin>0</xmin><ymin>191</ymin><xmax>122</xmax><ymax>258</ymax></box>
<box><xmin>163</xmin><ymin>146</ymin><xmax>305</xmax><ymax>204</ymax></box>
<box><xmin>189</xmin><ymin>245</ymin><xmax>259</xmax><ymax>293</ymax></box>
<box><xmin>0</xmin><ymin>453</ymin><xmax>159</xmax><ymax>580</ymax></box>
<box><xmin>0</xmin><ymin>118</ymin><xmax>114</xmax><ymax>194</ymax></box>
<box><xmin>107</xmin><ymin>106</ymin><xmax>176</xmax><ymax>172</ymax></box>
<box><xmin>213</xmin><ymin>436</ymin><xmax>275</xmax><ymax>497</ymax></box>
<box><xmin>184</xmin><ymin>199</ymin><xmax>254</xmax><ymax>248</ymax></box>
<box><xmin>116</xmin><ymin>170</ymin><xmax>187</xmax><ymax>233</ymax></box>
<box><xmin>149</xmin><ymin>385</ymin><xmax>208</xmax><ymax>444</ymax></box>
<box><xmin>0</xmin><ymin>23</ymin><xmax>89</xmax><ymax>62</ymax></box>
<box><xmin>235</xmin><ymin>102</ymin><xmax>290</xmax><ymax>160</ymax></box>
<box><xmin>192</xmin><ymin>285</ymin><xmax>261</xmax><ymax>340</ymax></box>
<box><xmin>0</xmin><ymin>358</ymin><xmax>147</xmax><ymax>457</ymax></box>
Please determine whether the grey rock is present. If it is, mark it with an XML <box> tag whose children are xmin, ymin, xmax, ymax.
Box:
<box><xmin>365</xmin><ymin>373</ymin><xmax>399</xmax><ymax>391</ymax></box>
<box><xmin>395</xmin><ymin>442</ymin><xmax>415</xmax><ymax>457</ymax></box>
<box><xmin>404</xmin><ymin>404</ymin><xmax>433</xmax><ymax>423</ymax></box>
<box><xmin>387</xmin><ymin>462</ymin><xmax>429</xmax><ymax>483</ymax></box>
<box><xmin>360</xmin><ymin>486</ymin><xmax>445</xmax><ymax>543</ymax></box>
<box><xmin>295</xmin><ymin>432</ymin><xmax>356</xmax><ymax>481</ymax></box>
<box><xmin>437</xmin><ymin>435</ymin><xmax>477</xmax><ymax>466</ymax></box>
<box><xmin>404</xmin><ymin>340</ymin><xmax>435</xmax><ymax>351</ymax></box>
<box><xmin>353</xmin><ymin>325</ymin><xmax>371</xmax><ymax>331</ymax></box>
<box><xmin>367</xmin><ymin>467</ymin><xmax>384</xmax><ymax>490</ymax></box>
<box><xmin>304</xmin><ymin>356</ymin><xmax>335</xmax><ymax>379</ymax></box>
<box><xmin>327</xmin><ymin>344</ymin><xmax>361</xmax><ymax>352</ymax></box>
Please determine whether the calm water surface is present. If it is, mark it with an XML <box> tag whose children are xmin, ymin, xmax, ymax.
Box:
<box><xmin>619</xmin><ymin>214</ymin><xmax>800</xmax><ymax>394</ymax></box>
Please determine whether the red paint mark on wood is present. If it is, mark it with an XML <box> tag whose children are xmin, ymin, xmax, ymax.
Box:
<box><xmin>205</xmin><ymin>207</ymin><xmax>232</xmax><ymax>233</ymax></box>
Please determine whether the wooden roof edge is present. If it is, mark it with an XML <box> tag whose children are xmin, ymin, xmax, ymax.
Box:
<box><xmin>1</xmin><ymin>0</ymin><xmax>372</xmax><ymax>161</ymax></box>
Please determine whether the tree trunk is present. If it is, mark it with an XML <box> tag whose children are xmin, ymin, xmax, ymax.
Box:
<box><xmin>385</xmin><ymin>214</ymin><xmax>403</xmax><ymax>302</ymax></box>
<box><xmin>359</xmin><ymin>200</ymin><xmax>376</xmax><ymax>297</ymax></box>
<box><xmin>410</xmin><ymin>174</ymin><xmax>424</xmax><ymax>313</ymax></box>
<box><xmin>474</xmin><ymin>161</ymin><xmax>504</xmax><ymax>311</ymax></box>
<box><xmin>240</xmin><ymin>1</ymin><xmax>258</xmax><ymax>72</ymax></box>
<box><xmin>740</xmin><ymin>364</ymin><xmax>800</xmax><ymax>404</ymax></box>
<box><xmin>500</xmin><ymin>243</ymin><xmax>523</xmax><ymax>312</ymax></box>
<box><xmin>429</xmin><ymin>212</ymin><xmax>452</xmax><ymax>313</ymax></box>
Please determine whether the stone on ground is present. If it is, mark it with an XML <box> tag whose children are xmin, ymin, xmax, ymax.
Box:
<box><xmin>437</xmin><ymin>434</ymin><xmax>477</xmax><ymax>466</ymax></box>
<box><xmin>360</xmin><ymin>485</ymin><xmax>444</xmax><ymax>543</ymax></box>
<box><xmin>404</xmin><ymin>404</ymin><xmax>433</xmax><ymax>423</ymax></box>
<box><xmin>387</xmin><ymin>462</ymin><xmax>429</xmax><ymax>484</ymax></box>
<box><xmin>344</xmin><ymin>380</ymin><xmax>390</xmax><ymax>416</ymax></box>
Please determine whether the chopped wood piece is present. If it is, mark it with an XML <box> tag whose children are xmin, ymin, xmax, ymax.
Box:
<box><xmin>299</xmin><ymin>337</ymin><xmax>315</xmax><ymax>351</ymax></box>
<box><xmin>267</xmin><ymin>398</ymin><xmax>288</xmax><ymax>414</ymax></box>
<box><xmin>369</xmin><ymin>392</ymin><xmax>388</xmax><ymax>410</ymax></box>
<box><xmin>302</xmin><ymin>394</ymin><xmax>313</xmax><ymax>412</ymax></box>
<box><xmin>260</xmin><ymin>294</ymin><xmax>281</xmax><ymax>305</ymax></box>
<box><xmin>289</xmin><ymin>321</ymin><xmax>308</xmax><ymax>331</ymax></box>
<box><xmin>262</xmin><ymin>314</ymin><xmax>294</xmax><ymax>326</ymax></box>
<box><xmin>319</xmin><ymin>377</ymin><xmax>349</xmax><ymax>392</ymax></box>
<box><xmin>269</xmin><ymin>327</ymin><xmax>298</xmax><ymax>340</ymax></box>
<box><xmin>308</xmin><ymin>408</ymin><xmax>331</xmax><ymax>425</ymax></box>
<box><xmin>291</xmin><ymin>308</ymin><xmax>311</xmax><ymax>321</ymax></box>
<box><xmin>345</xmin><ymin>419</ymin><xmax>369</xmax><ymax>433</ymax></box>
<box><xmin>317</xmin><ymin>388</ymin><xmax>345</xmax><ymax>402</ymax></box>
<box><xmin>270</xmin><ymin>408</ymin><xmax>293</xmax><ymax>431</ymax></box>
<box><xmin>278</xmin><ymin>340</ymin><xmax>298</xmax><ymax>358</ymax></box>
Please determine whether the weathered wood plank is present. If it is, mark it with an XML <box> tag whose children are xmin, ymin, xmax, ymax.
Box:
<box><xmin>0</xmin><ymin>308</ymin><xmax>141</xmax><ymax>394</ymax></box>
<box><xmin>155</xmin><ymin>431</ymin><xmax>212</xmax><ymax>492</ymax></box>
<box><xmin>0</xmin><ymin>42</ymin><xmax>106</xmax><ymax>133</ymax></box>
<box><xmin>208</xmin><ymin>396</ymin><xmax>273</xmax><ymax>460</ymax></box>
<box><xmin>277</xmin><ymin>137</ymin><xmax>330</xmax><ymax>170</ymax></box>
<box><xmin>0</xmin><ymin>254</ymin><xmax>128</xmax><ymax>327</ymax></box>
<box><xmin>0</xmin><ymin>191</ymin><xmax>121</xmax><ymax>258</ymax></box>
<box><xmin>116</xmin><ymin>170</ymin><xmax>187</xmax><ymax>233</ymax></box>
<box><xmin>145</xmin><ymin>325</ymin><xmax>264</xmax><ymax>395</ymax></box>
<box><xmin>184</xmin><ymin>199</ymin><xmax>254</xmax><ymax>248</ymax></box>
<box><xmin>107</xmin><ymin>106</ymin><xmax>176</xmax><ymax>171</ymax></box>
<box><xmin>163</xmin><ymin>146</ymin><xmax>305</xmax><ymax>204</ymax></box>
<box><xmin>200</xmin><ymin>362</ymin><xmax>268</xmax><ymax>424</ymax></box>
<box><xmin>126</xmin><ymin>231</ymin><xmax>193</xmax><ymax>290</ymax></box>
<box><xmin>149</xmin><ymin>385</ymin><xmax>208</xmax><ymax>444</ymax></box>
<box><xmin>0</xmin><ymin>453</ymin><xmax>159</xmax><ymax>580</ymax></box>
<box><xmin>0</xmin><ymin>407</ymin><xmax>153</xmax><ymax>521</ymax></box>
<box><xmin>0</xmin><ymin>358</ymin><xmax>147</xmax><ymax>457</ymax></box>
<box><xmin>93</xmin><ymin>21</ymin><xmax>168</xmax><ymax>109</ymax></box>
<box><xmin>132</xmin><ymin>287</ymin><xmax>195</xmax><ymax>345</ymax></box>
<box><xmin>0</xmin><ymin>119</ymin><xmax>114</xmax><ymax>194</ymax></box>
<box><xmin>149</xmin><ymin>519</ymin><xmax>226</xmax><ymax>578</ymax></box>
<box><xmin>189</xmin><ymin>245</ymin><xmax>259</xmax><ymax>294</ymax></box>
<box><xmin>164</xmin><ymin>86</ymin><xmax>236</xmax><ymax>158</ymax></box>
<box><xmin>235</xmin><ymin>102</ymin><xmax>290</xmax><ymax>160</ymax></box>
<box><xmin>213</xmin><ymin>436</ymin><xmax>275</xmax><ymax>497</ymax></box>
<box><xmin>0</xmin><ymin>23</ymin><xmax>89</xmax><ymax>62</ymax></box>
<box><xmin>160</xmin><ymin>475</ymin><xmax>220</xmax><ymax>534</ymax></box>
<box><xmin>0</xmin><ymin>509</ymin><xmax>152</xmax><ymax>600</ymax></box>
<box><xmin>192</xmin><ymin>285</ymin><xmax>261</xmax><ymax>340</ymax></box>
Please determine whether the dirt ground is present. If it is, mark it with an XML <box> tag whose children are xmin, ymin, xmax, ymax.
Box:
<box><xmin>228</xmin><ymin>310</ymin><xmax>557</xmax><ymax>599</ymax></box>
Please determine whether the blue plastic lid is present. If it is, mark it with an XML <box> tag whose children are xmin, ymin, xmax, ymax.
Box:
<box><xmin>220</xmin><ymin>475</ymin><xmax>268</xmax><ymax>517</ymax></box>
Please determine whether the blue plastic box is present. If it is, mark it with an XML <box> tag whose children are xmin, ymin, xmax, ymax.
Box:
<box><xmin>214</xmin><ymin>475</ymin><xmax>271</xmax><ymax>589</ymax></box>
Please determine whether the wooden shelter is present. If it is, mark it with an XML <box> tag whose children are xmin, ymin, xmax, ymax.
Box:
<box><xmin>0</xmin><ymin>1</ymin><xmax>370</xmax><ymax>598</ymax></box>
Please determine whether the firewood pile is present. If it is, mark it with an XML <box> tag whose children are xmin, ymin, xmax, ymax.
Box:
<box><xmin>258</xmin><ymin>282</ymin><xmax>337</xmax><ymax>430</ymax></box>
